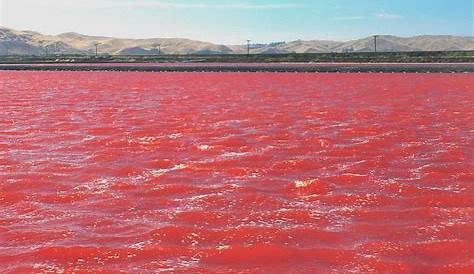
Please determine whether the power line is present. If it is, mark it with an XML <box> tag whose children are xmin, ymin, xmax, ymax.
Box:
<box><xmin>373</xmin><ymin>35</ymin><xmax>379</xmax><ymax>53</ymax></box>
<box><xmin>93</xmin><ymin>42</ymin><xmax>100</xmax><ymax>57</ymax></box>
<box><xmin>153</xmin><ymin>43</ymin><xmax>161</xmax><ymax>55</ymax></box>
<box><xmin>247</xmin><ymin>40</ymin><xmax>251</xmax><ymax>56</ymax></box>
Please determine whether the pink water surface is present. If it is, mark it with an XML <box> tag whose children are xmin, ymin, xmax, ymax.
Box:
<box><xmin>0</xmin><ymin>71</ymin><xmax>473</xmax><ymax>273</ymax></box>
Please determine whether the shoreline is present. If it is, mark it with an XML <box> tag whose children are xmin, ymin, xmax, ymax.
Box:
<box><xmin>1</xmin><ymin>62</ymin><xmax>473</xmax><ymax>73</ymax></box>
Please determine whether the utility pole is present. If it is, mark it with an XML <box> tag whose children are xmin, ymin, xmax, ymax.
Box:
<box><xmin>93</xmin><ymin>42</ymin><xmax>100</xmax><ymax>57</ymax></box>
<box><xmin>246</xmin><ymin>39</ymin><xmax>251</xmax><ymax>57</ymax></box>
<box><xmin>38</xmin><ymin>41</ymin><xmax>45</xmax><ymax>56</ymax></box>
<box><xmin>373</xmin><ymin>35</ymin><xmax>379</xmax><ymax>53</ymax></box>
<box><xmin>151</xmin><ymin>43</ymin><xmax>161</xmax><ymax>56</ymax></box>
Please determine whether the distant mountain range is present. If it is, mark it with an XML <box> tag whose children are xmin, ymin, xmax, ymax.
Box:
<box><xmin>1</xmin><ymin>27</ymin><xmax>473</xmax><ymax>55</ymax></box>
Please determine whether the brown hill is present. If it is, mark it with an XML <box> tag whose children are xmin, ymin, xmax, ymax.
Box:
<box><xmin>1</xmin><ymin>27</ymin><xmax>472</xmax><ymax>55</ymax></box>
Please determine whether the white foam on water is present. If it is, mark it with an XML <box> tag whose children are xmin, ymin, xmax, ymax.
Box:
<box><xmin>221</xmin><ymin>151</ymin><xmax>250</xmax><ymax>158</ymax></box>
<box><xmin>168</xmin><ymin>133</ymin><xmax>183</xmax><ymax>139</ymax></box>
<box><xmin>196</xmin><ymin>144</ymin><xmax>214</xmax><ymax>151</ymax></box>
<box><xmin>74</xmin><ymin>178</ymin><xmax>114</xmax><ymax>194</ymax></box>
<box><xmin>294</xmin><ymin>179</ymin><xmax>318</xmax><ymax>188</ymax></box>
<box><xmin>149</xmin><ymin>164</ymin><xmax>188</xmax><ymax>177</ymax></box>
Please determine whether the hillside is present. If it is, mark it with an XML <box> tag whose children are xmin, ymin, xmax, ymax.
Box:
<box><xmin>1</xmin><ymin>27</ymin><xmax>473</xmax><ymax>55</ymax></box>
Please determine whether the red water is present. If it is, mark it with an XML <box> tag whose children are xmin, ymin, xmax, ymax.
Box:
<box><xmin>1</xmin><ymin>71</ymin><xmax>473</xmax><ymax>273</ymax></box>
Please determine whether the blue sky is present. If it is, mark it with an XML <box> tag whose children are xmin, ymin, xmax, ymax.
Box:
<box><xmin>0</xmin><ymin>0</ymin><xmax>472</xmax><ymax>44</ymax></box>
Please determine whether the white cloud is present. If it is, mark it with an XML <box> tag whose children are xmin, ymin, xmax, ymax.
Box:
<box><xmin>375</xmin><ymin>10</ymin><xmax>401</xmax><ymax>19</ymax></box>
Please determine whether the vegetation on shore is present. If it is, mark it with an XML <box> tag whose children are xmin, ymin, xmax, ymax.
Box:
<box><xmin>0</xmin><ymin>51</ymin><xmax>473</xmax><ymax>64</ymax></box>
